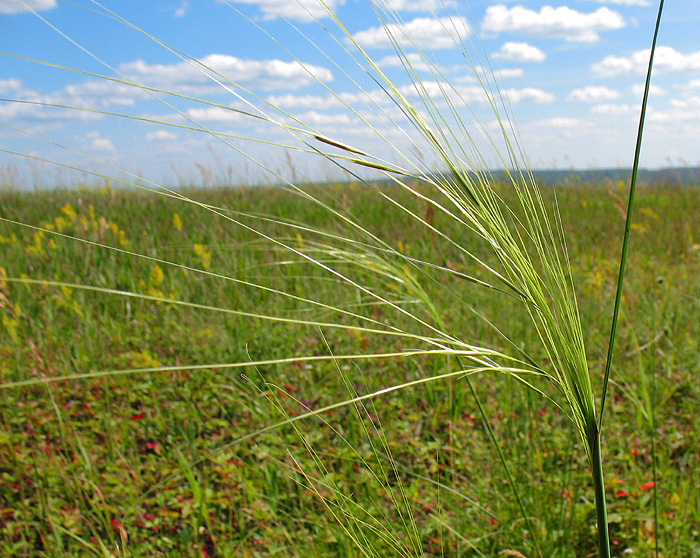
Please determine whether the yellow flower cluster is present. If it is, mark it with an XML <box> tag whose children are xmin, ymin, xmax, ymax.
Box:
<box><xmin>54</xmin><ymin>283</ymin><xmax>84</xmax><ymax>318</ymax></box>
<box><xmin>173</xmin><ymin>212</ymin><xmax>183</xmax><ymax>232</ymax></box>
<box><xmin>26</xmin><ymin>202</ymin><xmax>130</xmax><ymax>257</ymax></box>
<box><xmin>138</xmin><ymin>264</ymin><xmax>175</xmax><ymax>306</ymax></box>
<box><xmin>193</xmin><ymin>243</ymin><xmax>212</xmax><ymax>270</ymax></box>
<box><xmin>0</xmin><ymin>267</ymin><xmax>21</xmax><ymax>344</ymax></box>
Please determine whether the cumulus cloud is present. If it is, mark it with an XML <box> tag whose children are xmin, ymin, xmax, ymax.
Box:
<box><xmin>118</xmin><ymin>54</ymin><xmax>333</xmax><ymax>93</ymax></box>
<box><xmin>592</xmin><ymin>46</ymin><xmax>700</xmax><ymax>76</ymax></box>
<box><xmin>85</xmin><ymin>132</ymin><xmax>115</xmax><ymax>152</ymax></box>
<box><xmin>0</xmin><ymin>78</ymin><xmax>22</xmax><ymax>93</ymax></box>
<box><xmin>0</xmin><ymin>79</ymin><xmax>110</xmax><ymax>121</ymax></box>
<box><xmin>648</xmin><ymin>104</ymin><xmax>700</xmax><ymax>124</ymax></box>
<box><xmin>376</xmin><ymin>52</ymin><xmax>436</xmax><ymax>72</ymax></box>
<box><xmin>399</xmin><ymin>80</ymin><xmax>554</xmax><ymax>106</ymax></box>
<box><xmin>482</xmin><ymin>5</ymin><xmax>625</xmax><ymax>42</ymax></box>
<box><xmin>353</xmin><ymin>16</ymin><xmax>471</xmax><ymax>49</ymax></box>
<box><xmin>61</xmin><ymin>79</ymin><xmax>147</xmax><ymax>107</ymax></box>
<box><xmin>591</xmin><ymin>103</ymin><xmax>636</xmax><ymax>115</ymax></box>
<box><xmin>568</xmin><ymin>85</ymin><xmax>620</xmax><ymax>102</ymax></box>
<box><xmin>383</xmin><ymin>0</ymin><xmax>457</xmax><ymax>9</ymax></box>
<box><xmin>503</xmin><ymin>87</ymin><xmax>555</xmax><ymax>103</ymax></box>
<box><xmin>669</xmin><ymin>96</ymin><xmax>700</xmax><ymax>109</ymax></box>
<box><xmin>292</xmin><ymin>111</ymin><xmax>354</xmax><ymax>126</ymax></box>
<box><xmin>187</xmin><ymin>106</ymin><xmax>249</xmax><ymax>123</ymax></box>
<box><xmin>630</xmin><ymin>83</ymin><xmax>665</xmax><ymax>97</ymax></box>
<box><xmin>266</xmin><ymin>94</ymin><xmax>339</xmax><ymax>110</ymax></box>
<box><xmin>493</xmin><ymin>41</ymin><xmax>546</xmax><ymax>62</ymax></box>
<box><xmin>0</xmin><ymin>0</ymin><xmax>56</xmax><ymax>14</ymax></box>
<box><xmin>228</xmin><ymin>0</ymin><xmax>344</xmax><ymax>22</ymax></box>
<box><xmin>585</xmin><ymin>0</ymin><xmax>650</xmax><ymax>5</ymax></box>
<box><xmin>497</xmin><ymin>68</ymin><xmax>525</xmax><ymax>79</ymax></box>
<box><xmin>146</xmin><ymin>130</ymin><xmax>178</xmax><ymax>141</ymax></box>
<box><xmin>537</xmin><ymin>117</ymin><xmax>591</xmax><ymax>128</ymax></box>
<box><xmin>174</xmin><ymin>1</ymin><xmax>189</xmax><ymax>18</ymax></box>
<box><xmin>92</xmin><ymin>137</ymin><xmax>115</xmax><ymax>151</ymax></box>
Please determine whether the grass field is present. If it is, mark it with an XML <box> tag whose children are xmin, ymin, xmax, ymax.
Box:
<box><xmin>1</xmin><ymin>180</ymin><xmax>699</xmax><ymax>557</ymax></box>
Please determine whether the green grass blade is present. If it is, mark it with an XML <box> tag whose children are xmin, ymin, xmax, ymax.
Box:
<box><xmin>599</xmin><ymin>0</ymin><xmax>665</xmax><ymax>430</ymax></box>
<box><xmin>594</xmin><ymin>3</ymin><xmax>665</xmax><ymax>557</ymax></box>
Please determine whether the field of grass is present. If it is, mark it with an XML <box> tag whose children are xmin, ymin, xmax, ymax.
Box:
<box><xmin>1</xmin><ymin>180</ymin><xmax>699</xmax><ymax>557</ymax></box>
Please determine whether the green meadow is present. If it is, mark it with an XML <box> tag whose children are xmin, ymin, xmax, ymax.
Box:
<box><xmin>1</xmin><ymin>181</ymin><xmax>698</xmax><ymax>557</ymax></box>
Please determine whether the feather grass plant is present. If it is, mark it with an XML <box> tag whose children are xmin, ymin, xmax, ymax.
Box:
<box><xmin>0</xmin><ymin>1</ymin><xmax>668</xmax><ymax>556</ymax></box>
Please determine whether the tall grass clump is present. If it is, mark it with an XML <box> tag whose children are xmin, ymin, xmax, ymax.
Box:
<box><xmin>0</xmin><ymin>1</ymin><xmax>677</xmax><ymax>557</ymax></box>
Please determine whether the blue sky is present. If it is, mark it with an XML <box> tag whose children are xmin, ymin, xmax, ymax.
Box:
<box><xmin>1</xmin><ymin>0</ymin><xmax>699</xmax><ymax>187</ymax></box>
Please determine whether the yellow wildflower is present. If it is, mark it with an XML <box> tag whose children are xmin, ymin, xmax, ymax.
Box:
<box><xmin>150</xmin><ymin>264</ymin><xmax>164</xmax><ymax>288</ymax></box>
<box><xmin>193</xmin><ymin>243</ymin><xmax>212</xmax><ymax>270</ymax></box>
<box><xmin>60</xmin><ymin>203</ymin><xmax>77</xmax><ymax>224</ymax></box>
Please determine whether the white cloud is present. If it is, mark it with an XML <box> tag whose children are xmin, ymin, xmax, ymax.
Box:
<box><xmin>669</xmin><ymin>96</ymin><xmax>700</xmax><ymax>109</ymax></box>
<box><xmin>493</xmin><ymin>41</ymin><xmax>546</xmax><ymax>62</ymax></box>
<box><xmin>61</xmin><ymin>80</ymin><xmax>146</xmax><ymax>107</ymax></box>
<box><xmin>146</xmin><ymin>130</ymin><xmax>178</xmax><ymax>141</ymax></box>
<box><xmin>266</xmin><ymin>94</ymin><xmax>340</xmax><ymax>110</ymax></box>
<box><xmin>265</xmin><ymin>92</ymin><xmax>391</xmax><ymax>111</ymax></box>
<box><xmin>92</xmin><ymin>138</ymin><xmax>115</xmax><ymax>151</ymax></box>
<box><xmin>0</xmin><ymin>0</ymin><xmax>56</xmax><ymax>14</ymax></box>
<box><xmin>482</xmin><ymin>5</ymin><xmax>625</xmax><ymax>42</ymax></box>
<box><xmin>648</xmin><ymin>105</ymin><xmax>700</xmax><ymax>124</ymax></box>
<box><xmin>630</xmin><ymin>83</ymin><xmax>665</xmax><ymax>97</ymax></box>
<box><xmin>399</xmin><ymin>80</ymin><xmax>553</xmax><ymax>106</ymax></box>
<box><xmin>85</xmin><ymin>132</ymin><xmax>115</xmax><ymax>152</ymax></box>
<box><xmin>228</xmin><ymin>0</ymin><xmax>345</xmax><ymax>22</ymax></box>
<box><xmin>2</xmin><ymin>76</ymin><xmax>147</xmax><ymax>113</ymax></box>
<box><xmin>353</xmin><ymin>16</ymin><xmax>471</xmax><ymax>50</ymax></box>
<box><xmin>537</xmin><ymin>117</ymin><xmax>591</xmax><ymax>128</ymax></box>
<box><xmin>497</xmin><ymin>68</ymin><xmax>525</xmax><ymax>79</ymax></box>
<box><xmin>383</xmin><ymin>0</ymin><xmax>457</xmax><ymax>9</ymax></box>
<box><xmin>591</xmin><ymin>103</ymin><xmax>636</xmax><ymax>115</ymax></box>
<box><xmin>585</xmin><ymin>0</ymin><xmax>650</xmax><ymax>6</ymax></box>
<box><xmin>568</xmin><ymin>85</ymin><xmax>620</xmax><ymax>102</ymax></box>
<box><xmin>187</xmin><ymin>106</ymin><xmax>249</xmax><ymax>123</ymax></box>
<box><xmin>593</xmin><ymin>46</ymin><xmax>700</xmax><ymax>76</ymax></box>
<box><xmin>503</xmin><ymin>87</ymin><xmax>554</xmax><ymax>103</ymax></box>
<box><xmin>376</xmin><ymin>52</ymin><xmax>435</xmax><ymax>72</ymax></box>
<box><xmin>529</xmin><ymin>117</ymin><xmax>596</xmax><ymax>140</ymax></box>
<box><xmin>453</xmin><ymin>66</ymin><xmax>523</xmax><ymax>83</ymax></box>
<box><xmin>174</xmin><ymin>1</ymin><xmax>189</xmax><ymax>18</ymax></box>
<box><xmin>292</xmin><ymin>111</ymin><xmax>353</xmax><ymax>126</ymax></box>
<box><xmin>0</xmin><ymin>80</ymin><xmax>107</xmax><ymax>121</ymax></box>
<box><xmin>118</xmin><ymin>54</ymin><xmax>333</xmax><ymax>93</ymax></box>
<box><xmin>0</xmin><ymin>78</ymin><xmax>23</xmax><ymax>93</ymax></box>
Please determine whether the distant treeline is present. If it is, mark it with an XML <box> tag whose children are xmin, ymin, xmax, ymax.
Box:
<box><xmin>524</xmin><ymin>167</ymin><xmax>700</xmax><ymax>187</ymax></box>
<box><xmin>378</xmin><ymin>167</ymin><xmax>700</xmax><ymax>191</ymax></box>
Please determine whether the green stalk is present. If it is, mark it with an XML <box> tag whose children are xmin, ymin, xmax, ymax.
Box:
<box><xmin>599</xmin><ymin>0</ymin><xmax>665</xmax><ymax>426</ymax></box>
<box><xmin>590</xmin><ymin>424</ymin><xmax>610</xmax><ymax>558</ymax></box>
<box><xmin>595</xmin><ymin>3</ymin><xmax>665</xmax><ymax>558</ymax></box>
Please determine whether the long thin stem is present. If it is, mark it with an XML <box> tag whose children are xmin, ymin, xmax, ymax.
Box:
<box><xmin>590</xmin><ymin>424</ymin><xmax>610</xmax><ymax>558</ymax></box>
<box><xmin>599</xmin><ymin>0</ymin><xmax>665</xmax><ymax>428</ymax></box>
<box><xmin>595</xmin><ymin>3</ymin><xmax>665</xmax><ymax>558</ymax></box>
